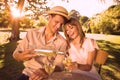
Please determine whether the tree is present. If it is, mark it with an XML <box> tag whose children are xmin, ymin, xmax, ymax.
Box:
<box><xmin>3</xmin><ymin>0</ymin><xmax>25</xmax><ymax>41</ymax></box>
<box><xmin>2</xmin><ymin>0</ymin><xmax>70</xmax><ymax>41</ymax></box>
<box><xmin>88</xmin><ymin>5</ymin><xmax>120</xmax><ymax>34</ymax></box>
<box><xmin>2</xmin><ymin>0</ymin><xmax>49</xmax><ymax>41</ymax></box>
<box><xmin>10</xmin><ymin>0</ymin><xmax>25</xmax><ymax>41</ymax></box>
<box><xmin>100</xmin><ymin>0</ymin><xmax>120</xmax><ymax>4</ymax></box>
<box><xmin>1</xmin><ymin>0</ymin><xmax>119</xmax><ymax>41</ymax></box>
<box><xmin>80</xmin><ymin>16</ymin><xmax>89</xmax><ymax>25</ymax></box>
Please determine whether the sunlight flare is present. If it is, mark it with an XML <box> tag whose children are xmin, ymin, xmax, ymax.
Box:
<box><xmin>11</xmin><ymin>7</ymin><xmax>21</xmax><ymax>18</ymax></box>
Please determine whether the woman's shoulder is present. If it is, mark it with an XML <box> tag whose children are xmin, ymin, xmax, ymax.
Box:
<box><xmin>83</xmin><ymin>37</ymin><xmax>95</xmax><ymax>46</ymax></box>
<box><xmin>83</xmin><ymin>37</ymin><xmax>99</xmax><ymax>50</ymax></box>
<box><xmin>84</xmin><ymin>37</ymin><xmax>95</xmax><ymax>43</ymax></box>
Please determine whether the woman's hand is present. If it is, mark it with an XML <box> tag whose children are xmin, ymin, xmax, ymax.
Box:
<box><xmin>65</xmin><ymin>62</ymin><xmax>78</xmax><ymax>71</ymax></box>
<box><xmin>29</xmin><ymin>68</ymin><xmax>48</xmax><ymax>80</ymax></box>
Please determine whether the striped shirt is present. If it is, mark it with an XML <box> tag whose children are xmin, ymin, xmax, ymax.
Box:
<box><xmin>13</xmin><ymin>27</ymin><xmax>67</xmax><ymax>76</ymax></box>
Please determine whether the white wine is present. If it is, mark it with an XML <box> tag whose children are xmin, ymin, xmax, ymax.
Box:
<box><xmin>44</xmin><ymin>64</ymin><xmax>55</xmax><ymax>75</ymax></box>
<box><xmin>63</xmin><ymin>58</ymin><xmax>71</xmax><ymax>66</ymax></box>
<box><xmin>33</xmin><ymin>49</ymin><xmax>56</xmax><ymax>57</ymax></box>
<box><xmin>63</xmin><ymin>58</ymin><xmax>72</xmax><ymax>72</ymax></box>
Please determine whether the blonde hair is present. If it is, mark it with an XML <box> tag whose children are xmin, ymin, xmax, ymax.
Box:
<box><xmin>62</xmin><ymin>18</ymin><xmax>85</xmax><ymax>48</ymax></box>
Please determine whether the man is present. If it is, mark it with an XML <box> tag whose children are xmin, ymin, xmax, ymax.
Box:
<box><xmin>13</xmin><ymin>6</ymin><xmax>68</xmax><ymax>80</ymax></box>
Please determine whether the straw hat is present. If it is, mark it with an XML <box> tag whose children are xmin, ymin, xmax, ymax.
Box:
<box><xmin>47</xmin><ymin>6</ymin><xmax>68</xmax><ymax>19</ymax></box>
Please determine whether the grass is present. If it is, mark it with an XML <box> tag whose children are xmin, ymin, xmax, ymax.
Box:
<box><xmin>0</xmin><ymin>41</ymin><xmax>24</xmax><ymax>80</ymax></box>
<box><xmin>0</xmin><ymin>32</ymin><xmax>120</xmax><ymax>80</ymax></box>
<box><xmin>86</xmin><ymin>34</ymin><xmax>120</xmax><ymax>80</ymax></box>
<box><xmin>97</xmin><ymin>40</ymin><xmax>120</xmax><ymax>80</ymax></box>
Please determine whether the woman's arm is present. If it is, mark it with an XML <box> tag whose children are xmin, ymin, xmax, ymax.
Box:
<box><xmin>78</xmin><ymin>50</ymin><xmax>96</xmax><ymax>71</ymax></box>
<box><xmin>66</xmin><ymin>50</ymin><xmax>96</xmax><ymax>71</ymax></box>
<box><xmin>77</xmin><ymin>39</ymin><xmax>98</xmax><ymax>71</ymax></box>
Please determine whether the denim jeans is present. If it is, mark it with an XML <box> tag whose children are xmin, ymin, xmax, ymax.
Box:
<box><xmin>17</xmin><ymin>74</ymin><xmax>29</xmax><ymax>80</ymax></box>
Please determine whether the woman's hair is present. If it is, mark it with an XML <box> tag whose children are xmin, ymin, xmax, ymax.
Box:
<box><xmin>62</xmin><ymin>18</ymin><xmax>85</xmax><ymax>48</ymax></box>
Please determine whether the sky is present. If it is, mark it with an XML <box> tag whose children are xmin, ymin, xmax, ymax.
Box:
<box><xmin>48</xmin><ymin>0</ymin><xmax>115</xmax><ymax>17</ymax></box>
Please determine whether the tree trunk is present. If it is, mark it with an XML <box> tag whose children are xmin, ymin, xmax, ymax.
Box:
<box><xmin>10</xmin><ymin>18</ymin><xmax>20</xmax><ymax>41</ymax></box>
<box><xmin>9</xmin><ymin>0</ymin><xmax>25</xmax><ymax>41</ymax></box>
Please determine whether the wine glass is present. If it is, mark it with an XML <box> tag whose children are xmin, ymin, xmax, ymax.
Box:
<box><xmin>44</xmin><ymin>62</ymin><xmax>55</xmax><ymax>75</ymax></box>
<box><xmin>34</xmin><ymin>42</ymin><xmax>57</xmax><ymax>75</ymax></box>
<box><xmin>44</xmin><ymin>50</ymin><xmax>56</xmax><ymax>75</ymax></box>
<box><xmin>63</xmin><ymin>52</ymin><xmax>72</xmax><ymax>72</ymax></box>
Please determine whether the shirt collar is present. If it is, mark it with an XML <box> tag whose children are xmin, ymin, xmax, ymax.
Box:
<box><xmin>39</xmin><ymin>27</ymin><xmax>58</xmax><ymax>44</ymax></box>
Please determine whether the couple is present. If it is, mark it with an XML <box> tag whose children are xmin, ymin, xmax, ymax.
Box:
<box><xmin>13</xmin><ymin>6</ymin><xmax>102</xmax><ymax>80</ymax></box>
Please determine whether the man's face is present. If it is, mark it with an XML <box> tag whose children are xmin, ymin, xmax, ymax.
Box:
<box><xmin>48</xmin><ymin>15</ymin><xmax>65</xmax><ymax>34</ymax></box>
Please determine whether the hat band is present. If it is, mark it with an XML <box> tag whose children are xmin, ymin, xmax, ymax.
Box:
<box><xmin>53</xmin><ymin>10</ymin><xmax>68</xmax><ymax>15</ymax></box>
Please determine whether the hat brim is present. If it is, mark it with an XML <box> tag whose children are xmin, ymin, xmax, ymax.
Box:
<box><xmin>48</xmin><ymin>11</ymin><xmax>68</xmax><ymax>20</ymax></box>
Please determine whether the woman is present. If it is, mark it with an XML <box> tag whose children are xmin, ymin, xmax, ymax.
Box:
<box><xmin>62</xmin><ymin>17</ymin><xmax>102</xmax><ymax>80</ymax></box>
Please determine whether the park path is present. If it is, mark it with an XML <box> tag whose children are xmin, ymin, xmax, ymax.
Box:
<box><xmin>1</xmin><ymin>31</ymin><xmax>119</xmax><ymax>44</ymax></box>
<box><xmin>20</xmin><ymin>32</ymin><xmax>120</xmax><ymax>43</ymax></box>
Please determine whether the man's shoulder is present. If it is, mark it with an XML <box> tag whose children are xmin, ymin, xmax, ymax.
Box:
<box><xmin>27</xmin><ymin>27</ymin><xmax>44</xmax><ymax>33</ymax></box>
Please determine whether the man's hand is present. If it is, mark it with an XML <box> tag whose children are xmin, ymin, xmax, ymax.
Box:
<box><xmin>15</xmin><ymin>49</ymin><xmax>38</xmax><ymax>61</ymax></box>
<box><xmin>29</xmin><ymin>68</ymin><xmax>48</xmax><ymax>80</ymax></box>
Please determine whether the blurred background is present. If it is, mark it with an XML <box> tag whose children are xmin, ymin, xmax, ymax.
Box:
<box><xmin>0</xmin><ymin>0</ymin><xmax>120</xmax><ymax>80</ymax></box>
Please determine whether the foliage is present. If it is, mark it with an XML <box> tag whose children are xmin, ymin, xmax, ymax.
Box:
<box><xmin>0</xmin><ymin>32</ymin><xmax>10</xmax><ymax>45</ymax></box>
<box><xmin>0</xmin><ymin>9</ymin><xmax>11</xmax><ymax>28</ymax></box>
<box><xmin>36</xmin><ymin>15</ymin><xmax>48</xmax><ymax>27</ymax></box>
<box><xmin>19</xmin><ymin>15</ymin><xmax>48</xmax><ymax>28</ymax></box>
<box><xmin>69</xmin><ymin>9</ymin><xmax>81</xmax><ymax>20</ymax></box>
<box><xmin>19</xmin><ymin>17</ymin><xmax>32</xmax><ymax>28</ymax></box>
<box><xmin>24</xmin><ymin>0</ymin><xmax>50</xmax><ymax>19</ymax></box>
<box><xmin>84</xmin><ymin>5</ymin><xmax>120</xmax><ymax>35</ymax></box>
<box><xmin>99</xmin><ymin>5</ymin><xmax>120</xmax><ymax>34</ymax></box>
<box><xmin>80</xmin><ymin>16</ymin><xmax>89</xmax><ymax>25</ymax></box>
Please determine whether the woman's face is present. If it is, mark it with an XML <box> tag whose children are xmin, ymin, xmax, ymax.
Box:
<box><xmin>65</xmin><ymin>24</ymin><xmax>79</xmax><ymax>39</ymax></box>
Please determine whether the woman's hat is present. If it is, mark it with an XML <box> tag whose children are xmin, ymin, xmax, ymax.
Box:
<box><xmin>47</xmin><ymin>6</ymin><xmax>68</xmax><ymax>19</ymax></box>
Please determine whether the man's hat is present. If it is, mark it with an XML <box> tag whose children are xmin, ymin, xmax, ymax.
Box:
<box><xmin>47</xmin><ymin>6</ymin><xmax>68</xmax><ymax>19</ymax></box>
